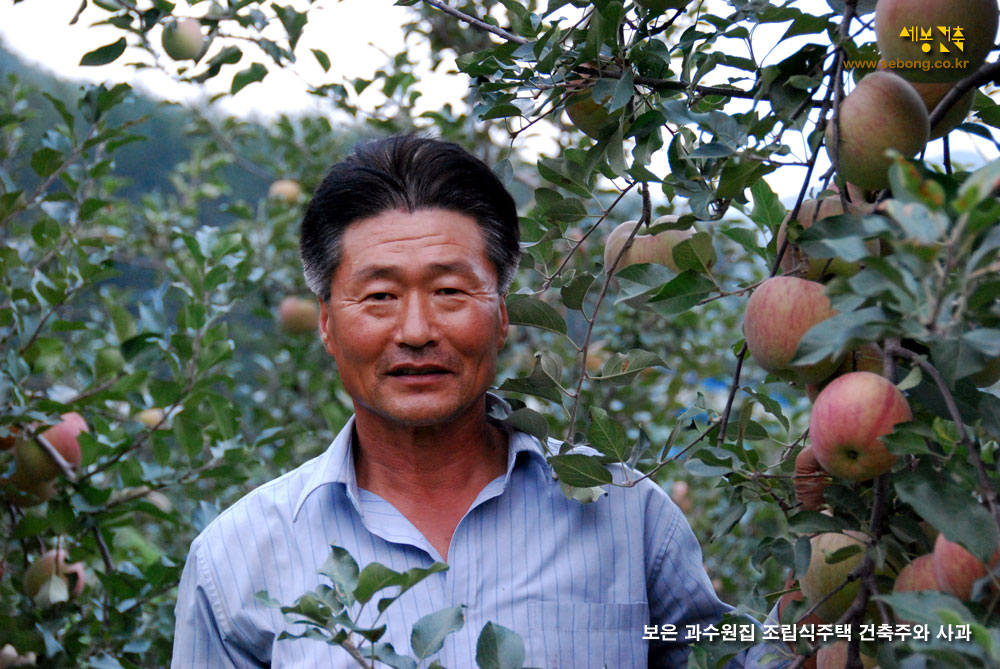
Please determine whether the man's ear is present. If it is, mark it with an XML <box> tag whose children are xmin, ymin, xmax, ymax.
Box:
<box><xmin>318</xmin><ymin>297</ymin><xmax>336</xmax><ymax>357</ymax></box>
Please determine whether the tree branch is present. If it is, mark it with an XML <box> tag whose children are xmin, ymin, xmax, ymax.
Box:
<box><xmin>418</xmin><ymin>0</ymin><xmax>527</xmax><ymax>45</ymax></box>
<box><xmin>928</xmin><ymin>61</ymin><xmax>1000</xmax><ymax>129</ymax></box>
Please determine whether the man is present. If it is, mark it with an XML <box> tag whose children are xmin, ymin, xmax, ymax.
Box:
<box><xmin>172</xmin><ymin>135</ymin><xmax>781</xmax><ymax>667</ymax></box>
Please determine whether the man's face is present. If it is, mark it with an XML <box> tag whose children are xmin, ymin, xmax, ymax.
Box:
<box><xmin>319</xmin><ymin>208</ymin><xmax>509</xmax><ymax>428</ymax></box>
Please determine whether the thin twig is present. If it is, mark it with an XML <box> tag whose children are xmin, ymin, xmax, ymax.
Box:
<box><xmin>418</xmin><ymin>0</ymin><xmax>527</xmax><ymax>45</ymax></box>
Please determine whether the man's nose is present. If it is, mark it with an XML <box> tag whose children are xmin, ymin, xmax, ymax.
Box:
<box><xmin>395</xmin><ymin>293</ymin><xmax>436</xmax><ymax>348</ymax></box>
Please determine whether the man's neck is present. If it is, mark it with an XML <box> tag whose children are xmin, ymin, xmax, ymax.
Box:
<box><xmin>350</xmin><ymin>400</ymin><xmax>509</xmax><ymax>559</ymax></box>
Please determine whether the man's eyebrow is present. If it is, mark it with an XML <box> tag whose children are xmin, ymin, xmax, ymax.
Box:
<box><xmin>353</xmin><ymin>262</ymin><xmax>480</xmax><ymax>282</ymax></box>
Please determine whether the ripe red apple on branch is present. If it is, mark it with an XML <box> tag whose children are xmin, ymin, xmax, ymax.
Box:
<box><xmin>806</xmin><ymin>343</ymin><xmax>884</xmax><ymax>402</ymax></box>
<box><xmin>14</xmin><ymin>412</ymin><xmax>87</xmax><ymax>481</ymax></box>
<box><xmin>743</xmin><ymin>276</ymin><xmax>842</xmax><ymax>384</ymax></box>
<box><xmin>809</xmin><ymin>372</ymin><xmax>911</xmax><ymax>481</ymax></box>
<box><xmin>22</xmin><ymin>549</ymin><xmax>86</xmax><ymax>606</ymax></box>
<box><xmin>932</xmin><ymin>534</ymin><xmax>999</xmax><ymax>601</ymax></box>
<box><xmin>794</xmin><ymin>445</ymin><xmax>831</xmax><ymax>511</ymax></box>
<box><xmin>892</xmin><ymin>553</ymin><xmax>941</xmax><ymax>624</ymax></box>
<box><xmin>826</xmin><ymin>71</ymin><xmax>929</xmax><ymax>191</ymax></box>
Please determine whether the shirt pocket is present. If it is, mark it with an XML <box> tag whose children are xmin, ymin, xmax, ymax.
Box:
<box><xmin>525</xmin><ymin>600</ymin><xmax>649</xmax><ymax>669</ymax></box>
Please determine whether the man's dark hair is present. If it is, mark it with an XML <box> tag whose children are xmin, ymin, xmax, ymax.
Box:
<box><xmin>300</xmin><ymin>135</ymin><xmax>521</xmax><ymax>301</ymax></box>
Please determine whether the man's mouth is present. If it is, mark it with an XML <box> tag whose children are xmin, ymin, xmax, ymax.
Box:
<box><xmin>387</xmin><ymin>366</ymin><xmax>451</xmax><ymax>376</ymax></box>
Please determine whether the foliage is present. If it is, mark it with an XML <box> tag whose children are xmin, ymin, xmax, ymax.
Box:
<box><xmin>1</xmin><ymin>0</ymin><xmax>999</xmax><ymax>667</ymax></box>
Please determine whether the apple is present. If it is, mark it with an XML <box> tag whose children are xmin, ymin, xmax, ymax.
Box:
<box><xmin>22</xmin><ymin>549</ymin><xmax>86</xmax><ymax>605</ymax></box>
<box><xmin>161</xmin><ymin>18</ymin><xmax>207</xmax><ymax>62</ymax></box>
<box><xmin>810</xmin><ymin>372</ymin><xmax>910</xmax><ymax>481</ymax></box>
<box><xmin>932</xmin><ymin>534</ymin><xmax>998</xmax><ymax>601</ymax></box>
<box><xmin>604</xmin><ymin>218</ymin><xmax>698</xmax><ymax>274</ymax></box>
<box><xmin>14</xmin><ymin>412</ymin><xmax>87</xmax><ymax>482</ymax></box>
<box><xmin>909</xmin><ymin>81</ymin><xmax>976</xmax><ymax>139</ymax></box>
<box><xmin>826</xmin><ymin>71</ymin><xmax>929</xmax><ymax>191</ymax></box>
<box><xmin>794</xmin><ymin>445</ymin><xmax>831</xmax><ymax>511</ymax></box>
<box><xmin>137</xmin><ymin>408</ymin><xmax>166</xmax><ymax>429</ymax></box>
<box><xmin>268</xmin><ymin>179</ymin><xmax>302</xmax><ymax>203</ymax></box>
<box><xmin>94</xmin><ymin>347</ymin><xmax>125</xmax><ymax>379</ymax></box>
<box><xmin>278</xmin><ymin>296</ymin><xmax>319</xmax><ymax>335</ymax></box>
<box><xmin>892</xmin><ymin>553</ymin><xmax>940</xmax><ymax>622</ymax></box>
<box><xmin>6</xmin><ymin>468</ymin><xmax>57</xmax><ymax>507</ymax></box>
<box><xmin>876</xmin><ymin>0</ymin><xmax>998</xmax><ymax>83</ymax></box>
<box><xmin>635</xmin><ymin>0</ymin><xmax>689</xmax><ymax>11</ymax></box>
<box><xmin>777</xmin><ymin>197</ymin><xmax>877</xmax><ymax>281</ymax></box>
<box><xmin>800</xmin><ymin>531</ymin><xmax>867</xmax><ymax>622</ymax></box>
<box><xmin>743</xmin><ymin>276</ymin><xmax>842</xmax><ymax>385</ymax></box>
<box><xmin>816</xmin><ymin>640</ymin><xmax>878</xmax><ymax>668</ymax></box>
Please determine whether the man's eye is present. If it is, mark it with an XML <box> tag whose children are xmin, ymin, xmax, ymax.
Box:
<box><xmin>436</xmin><ymin>288</ymin><xmax>463</xmax><ymax>296</ymax></box>
<box><xmin>366</xmin><ymin>292</ymin><xmax>393</xmax><ymax>301</ymax></box>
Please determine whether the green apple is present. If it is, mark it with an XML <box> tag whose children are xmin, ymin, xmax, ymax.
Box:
<box><xmin>800</xmin><ymin>531</ymin><xmax>867</xmax><ymax>622</ymax></box>
<box><xmin>161</xmin><ymin>18</ymin><xmax>207</xmax><ymax>62</ymax></box>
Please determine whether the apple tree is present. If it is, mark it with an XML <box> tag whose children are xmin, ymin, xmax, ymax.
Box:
<box><xmin>2</xmin><ymin>0</ymin><xmax>1000</xmax><ymax>667</ymax></box>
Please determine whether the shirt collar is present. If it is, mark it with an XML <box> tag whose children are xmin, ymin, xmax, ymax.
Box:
<box><xmin>292</xmin><ymin>394</ymin><xmax>550</xmax><ymax>522</ymax></box>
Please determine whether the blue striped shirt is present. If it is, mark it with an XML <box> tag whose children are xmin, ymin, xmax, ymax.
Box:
<box><xmin>172</xmin><ymin>409</ymin><xmax>783</xmax><ymax>667</ymax></box>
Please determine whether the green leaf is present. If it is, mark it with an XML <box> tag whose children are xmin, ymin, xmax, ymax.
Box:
<box><xmin>311</xmin><ymin>48</ymin><xmax>330</xmax><ymax>72</ymax></box>
<box><xmin>411</xmin><ymin>606</ymin><xmax>465</xmax><ymax>660</ymax></box>
<box><xmin>505</xmin><ymin>407</ymin><xmax>549</xmax><ymax>443</ymax></box>
<box><xmin>749</xmin><ymin>179</ymin><xmax>785</xmax><ymax>232</ymax></box>
<box><xmin>30</xmin><ymin>147</ymin><xmax>63</xmax><ymax>178</ymax></box>
<box><xmin>80</xmin><ymin>38</ymin><xmax>127</xmax><ymax>66</ymax></box>
<box><xmin>559</xmin><ymin>272</ymin><xmax>594</xmax><ymax>311</ymax></box>
<box><xmin>788</xmin><ymin>510</ymin><xmax>849</xmax><ymax>534</ymax></box>
<box><xmin>273</xmin><ymin>4</ymin><xmax>308</xmax><ymax>51</ymax></box>
<box><xmin>355</xmin><ymin>562</ymin><xmax>403</xmax><ymax>604</ymax></box>
<box><xmin>954</xmin><ymin>157</ymin><xmax>1000</xmax><ymax>213</ymax></box>
<box><xmin>231</xmin><ymin>63</ymin><xmax>268</xmax><ymax>94</ymax></box>
<box><xmin>894</xmin><ymin>465</ymin><xmax>1000</xmax><ymax>564</ymax></box>
<box><xmin>588</xmin><ymin>408</ymin><xmax>630</xmax><ymax>462</ymax></box>
<box><xmin>876</xmin><ymin>591</ymin><xmax>973</xmax><ymax>626</ymax></box>
<box><xmin>505</xmin><ymin>295</ymin><xmax>567</xmax><ymax>335</ymax></box>
<box><xmin>548</xmin><ymin>454</ymin><xmax>613</xmax><ymax>487</ymax></box>
<box><xmin>498</xmin><ymin>355</ymin><xmax>563</xmax><ymax>403</ymax></box>
<box><xmin>318</xmin><ymin>546</ymin><xmax>359</xmax><ymax>605</ymax></box>
<box><xmin>962</xmin><ymin>329</ymin><xmax>1000</xmax><ymax>356</ymax></box>
<box><xmin>647</xmin><ymin>271</ymin><xmax>715</xmax><ymax>314</ymax></box>
<box><xmin>593</xmin><ymin>349</ymin><xmax>667</xmax><ymax>384</ymax></box>
<box><xmin>476</xmin><ymin>621</ymin><xmax>526</xmax><ymax>669</ymax></box>
<box><xmin>373</xmin><ymin>643</ymin><xmax>418</xmax><ymax>669</ymax></box>
<box><xmin>671</xmin><ymin>232</ymin><xmax>716</xmax><ymax>273</ymax></box>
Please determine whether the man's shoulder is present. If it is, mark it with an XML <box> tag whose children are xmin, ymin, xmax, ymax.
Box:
<box><xmin>190</xmin><ymin>448</ymin><xmax>332</xmax><ymax>551</ymax></box>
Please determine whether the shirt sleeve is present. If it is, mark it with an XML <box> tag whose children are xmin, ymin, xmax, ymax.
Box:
<box><xmin>644</xmin><ymin>490</ymin><xmax>794</xmax><ymax>669</ymax></box>
<box><xmin>171</xmin><ymin>539</ymin><xmax>266</xmax><ymax>668</ymax></box>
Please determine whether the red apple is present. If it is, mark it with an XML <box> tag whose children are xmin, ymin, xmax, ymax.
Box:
<box><xmin>777</xmin><ymin>197</ymin><xmax>877</xmax><ymax>281</ymax></box>
<box><xmin>278</xmin><ymin>296</ymin><xmax>319</xmax><ymax>335</ymax></box>
<box><xmin>603</xmin><ymin>217</ymin><xmax>698</xmax><ymax>274</ymax></box>
<box><xmin>894</xmin><ymin>554</ymin><xmax>939</xmax><ymax>593</ymax></box>
<box><xmin>932</xmin><ymin>534</ymin><xmax>998</xmax><ymax>601</ymax></box>
<box><xmin>876</xmin><ymin>0</ymin><xmax>998</xmax><ymax>83</ymax></box>
<box><xmin>794</xmin><ymin>445</ymin><xmax>831</xmax><ymax>511</ymax></box>
<box><xmin>801</xmin><ymin>531</ymin><xmax>867</xmax><ymax>622</ymax></box>
<box><xmin>22</xmin><ymin>549</ymin><xmax>86</xmax><ymax>606</ymax></box>
<box><xmin>826</xmin><ymin>71</ymin><xmax>929</xmax><ymax>191</ymax></box>
<box><xmin>14</xmin><ymin>413</ymin><xmax>87</xmax><ymax>482</ymax></box>
<box><xmin>810</xmin><ymin>372</ymin><xmax>910</xmax><ymax>481</ymax></box>
<box><xmin>743</xmin><ymin>276</ymin><xmax>842</xmax><ymax>385</ymax></box>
